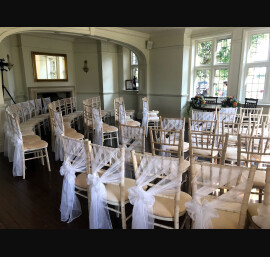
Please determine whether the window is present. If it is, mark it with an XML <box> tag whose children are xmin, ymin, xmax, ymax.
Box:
<box><xmin>32</xmin><ymin>52</ymin><xmax>68</xmax><ymax>81</ymax></box>
<box><xmin>193</xmin><ymin>36</ymin><xmax>231</xmax><ymax>97</ymax></box>
<box><xmin>241</xmin><ymin>30</ymin><xmax>270</xmax><ymax>102</ymax></box>
<box><xmin>131</xmin><ymin>51</ymin><xmax>139</xmax><ymax>89</ymax></box>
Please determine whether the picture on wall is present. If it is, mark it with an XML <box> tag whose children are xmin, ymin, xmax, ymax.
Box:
<box><xmin>125</xmin><ymin>80</ymin><xmax>133</xmax><ymax>90</ymax></box>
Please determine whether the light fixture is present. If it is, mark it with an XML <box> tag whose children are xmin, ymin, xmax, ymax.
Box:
<box><xmin>83</xmin><ymin>60</ymin><xmax>89</xmax><ymax>73</ymax></box>
<box><xmin>6</xmin><ymin>54</ymin><xmax>14</xmax><ymax>70</ymax></box>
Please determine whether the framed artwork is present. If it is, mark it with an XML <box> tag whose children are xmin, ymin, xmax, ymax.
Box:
<box><xmin>125</xmin><ymin>80</ymin><xmax>133</xmax><ymax>90</ymax></box>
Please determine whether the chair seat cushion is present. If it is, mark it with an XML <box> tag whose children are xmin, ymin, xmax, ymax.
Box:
<box><xmin>148</xmin><ymin>116</ymin><xmax>160</xmax><ymax>122</ymax></box>
<box><xmin>23</xmin><ymin>139</ymin><xmax>48</xmax><ymax>150</ymax></box>
<box><xmin>106</xmin><ymin>178</ymin><xmax>136</xmax><ymax>203</ymax></box>
<box><xmin>126</xmin><ymin>120</ymin><xmax>141</xmax><ymax>127</ymax></box>
<box><xmin>202</xmin><ymin>195</ymin><xmax>241</xmax><ymax>229</ymax></box>
<box><xmin>211</xmin><ymin>209</ymin><xmax>240</xmax><ymax>229</ymax></box>
<box><xmin>247</xmin><ymin>203</ymin><xmax>261</xmax><ymax>217</ymax></box>
<box><xmin>22</xmin><ymin>135</ymin><xmax>41</xmax><ymax>142</ymax></box>
<box><xmin>65</xmin><ymin>131</ymin><xmax>84</xmax><ymax>140</ymax></box>
<box><xmin>153</xmin><ymin>191</ymin><xmax>192</xmax><ymax>218</ymax></box>
<box><xmin>63</xmin><ymin>116</ymin><xmax>75</xmax><ymax>122</ymax></box>
<box><xmin>21</xmin><ymin>129</ymin><xmax>36</xmax><ymax>136</ymax></box>
<box><xmin>253</xmin><ymin>169</ymin><xmax>266</xmax><ymax>188</ymax></box>
<box><xmin>184</xmin><ymin>142</ymin><xmax>189</xmax><ymax>152</ymax></box>
<box><xmin>65</xmin><ymin>127</ymin><xmax>77</xmax><ymax>134</ymax></box>
<box><xmin>75</xmin><ymin>170</ymin><xmax>106</xmax><ymax>189</ymax></box>
<box><xmin>225</xmin><ymin>147</ymin><xmax>247</xmax><ymax>160</ymax></box>
<box><xmin>193</xmin><ymin>148</ymin><xmax>218</xmax><ymax>157</ymax></box>
<box><xmin>103</xmin><ymin>125</ymin><xmax>118</xmax><ymax>133</ymax></box>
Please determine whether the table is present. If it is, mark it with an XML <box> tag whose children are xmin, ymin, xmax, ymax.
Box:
<box><xmin>192</xmin><ymin>104</ymin><xmax>222</xmax><ymax>112</ymax></box>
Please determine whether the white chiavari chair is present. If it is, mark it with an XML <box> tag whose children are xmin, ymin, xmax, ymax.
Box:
<box><xmin>129</xmin><ymin>151</ymin><xmax>192</xmax><ymax>229</ymax></box>
<box><xmin>185</xmin><ymin>161</ymin><xmax>256</xmax><ymax>229</ymax></box>
<box><xmin>7</xmin><ymin>111</ymin><xmax>51</xmax><ymax>179</ymax></box>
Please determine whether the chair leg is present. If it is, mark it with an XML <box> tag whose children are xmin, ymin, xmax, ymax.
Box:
<box><xmin>22</xmin><ymin>152</ymin><xmax>26</xmax><ymax>180</ymax></box>
<box><xmin>37</xmin><ymin>124</ymin><xmax>41</xmax><ymax>136</ymax></box>
<box><xmin>40</xmin><ymin>150</ymin><xmax>45</xmax><ymax>166</ymax></box>
<box><xmin>259</xmin><ymin>189</ymin><xmax>263</xmax><ymax>203</ymax></box>
<box><xmin>43</xmin><ymin>122</ymin><xmax>46</xmax><ymax>135</ymax></box>
<box><xmin>110</xmin><ymin>133</ymin><xmax>113</xmax><ymax>146</ymax></box>
<box><xmin>115</xmin><ymin>205</ymin><xmax>120</xmax><ymax>218</ymax></box>
<box><xmin>116</xmin><ymin>132</ymin><xmax>119</xmax><ymax>148</ymax></box>
<box><xmin>44</xmin><ymin>147</ymin><xmax>51</xmax><ymax>172</ymax></box>
<box><xmin>121</xmin><ymin>204</ymin><xmax>126</xmax><ymax>229</ymax></box>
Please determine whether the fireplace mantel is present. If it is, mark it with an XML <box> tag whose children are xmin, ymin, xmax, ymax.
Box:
<box><xmin>28</xmin><ymin>86</ymin><xmax>75</xmax><ymax>99</ymax></box>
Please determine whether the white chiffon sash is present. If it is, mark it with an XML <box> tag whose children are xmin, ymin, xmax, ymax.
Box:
<box><xmin>252</xmin><ymin>205</ymin><xmax>270</xmax><ymax>229</ymax></box>
<box><xmin>142</xmin><ymin>101</ymin><xmax>148</xmax><ymax>136</ymax></box>
<box><xmin>12</xmin><ymin>134</ymin><xmax>23</xmax><ymax>177</ymax></box>
<box><xmin>4</xmin><ymin>118</ymin><xmax>15</xmax><ymax>162</ymax></box>
<box><xmin>128</xmin><ymin>155</ymin><xmax>182</xmax><ymax>229</ymax></box>
<box><xmin>59</xmin><ymin>138</ymin><xmax>87</xmax><ymax>223</ymax></box>
<box><xmin>59</xmin><ymin>162</ymin><xmax>83</xmax><ymax>223</ymax></box>
<box><xmin>185</xmin><ymin>164</ymin><xmax>249</xmax><ymax>229</ymax></box>
<box><xmin>54</xmin><ymin>112</ymin><xmax>64</xmax><ymax>161</ymax></box>
<box><xmin>119</xmin><ymin>104</ymin><xmax>126</xmax><ymax>125</ymax></box>
<box><xmin>87</xmin><ymin>145</ymin><xmax>122</xmax><ymax>229</ymax></box>
<box><xmin>92</xmin><ymin>108</ymin><xmax>103</xmax><ymax>146</ymax></box>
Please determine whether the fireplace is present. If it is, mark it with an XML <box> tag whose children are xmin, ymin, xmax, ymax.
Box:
<box><xmin>28</xmin><ymin>86</ymin><xmax>75</xmax><ymax>100</ymax></box>
<box><xmin>37</xmin><ymin>92</ymin><xmax>71</xmax><ymax>102</ymax></box>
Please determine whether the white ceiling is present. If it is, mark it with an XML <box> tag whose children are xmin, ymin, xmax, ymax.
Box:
<box><xmin>121</xmin><ymin>27</ymin><xmax>187</xmax><ymax>34</ymax></box>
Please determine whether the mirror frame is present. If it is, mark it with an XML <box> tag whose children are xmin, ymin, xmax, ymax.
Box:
<box><xmin>32</xmin><ymin>51</ymin><xmax>68</xmax><ymax>82</ymax></box>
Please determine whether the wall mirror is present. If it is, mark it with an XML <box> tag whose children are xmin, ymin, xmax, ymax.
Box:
<box><xmin>32</xmin><ymin>52</ymin><xmax>68</xmax><ymax>81</ymax></box>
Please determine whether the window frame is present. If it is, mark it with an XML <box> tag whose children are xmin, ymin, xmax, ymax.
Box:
<box><xmin>32</xmin><ymin>51</ymin><xmax>68</xmax><ymax>82</ymax></box>
<box><xmin>191</xmin><ymin>34</ymin><xmax>232</xmax><ymax>98</ymax></box>
<box><xmin>239</xmin><ymin>28</ymin><xmax>270</xmax><ymax>104</ymax></box>
<box><xmin>130</xmin><ymin>51</ymin><xmax>139</xmax><ymax>89</ymax></box>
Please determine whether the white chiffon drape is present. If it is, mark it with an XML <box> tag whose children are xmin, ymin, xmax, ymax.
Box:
<box><xmin>92</xmin><ymin>107</ymin><xmax>103</xmax><ymax>146</ymax></box>
<box><xmin>185</xmin><ymin>164</ymin><xmax>250</xmax><ymax>229</ymax></box>
<box><xmin>9</xmin><ymin>114</ymin><xmax>24</xmax><ymax>177</ymax></box>
<box><xmin>141</xmin><ymin>101</ymin><xmax>148</xmax><ymax>136</ymax></box>
<box><xmin>4</xmin><ymin>111</ymin><xmax>15</xmax><ymax>162</ymax></box>
<box><xmin>53</xmin><ymin>111</ymin><xmax>64</xmax><ymax>161</ymax></box>
<box><xmin>87</xmin><ymin>144</ymin><xmax>122</xmax><ymax>229</ymax></box>
<box><xmin>121</xmin><ymin>125</ymin><xmax>144</xmax><ymax>178</ymax></box>
<box><xmin>59</xmin><ymin>137</ymin><xmax>87</xmax><ymax>223</ymax></box>
<box><xmin>128</xmin><ymin>155</ymin><xmax>182</xmax><ymax>229</ymax></box>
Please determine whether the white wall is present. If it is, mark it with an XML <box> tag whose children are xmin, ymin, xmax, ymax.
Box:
<box><xmin>148</xmin><ymin>29</ymin><xmax>187</xmax><ymax>117</ymax></box>
<box><xmin>73</xmin><ymin>37</ymin><xmax>101</xmax><ymax>110</ymax></box>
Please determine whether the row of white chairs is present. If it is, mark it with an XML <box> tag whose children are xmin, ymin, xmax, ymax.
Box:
<box><xmin>4</xmin><ymin>98</ymin><xmax>52</xmax><ymax>179</ymax></box>
<box><xmin>48</xmin><ymin>97</ymin><xmax>84</xmax><ymax>161</ymax></box>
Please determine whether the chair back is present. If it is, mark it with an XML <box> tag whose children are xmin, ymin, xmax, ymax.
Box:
<box><xmin>186</xmin><ymin>161</ymin><xmax>256</xmax><ymax>229</ymax></box>
<box><xmin>59</xmin><ymin>135</ymin><xmax>87</xmax><ymax>223</ymax></box>
<box><xmin>160</xmin><ymin>116</ymin><xmax>185</xmax><ymax>130</ymax></box>
<box><xmin>204</xmin><ymin>96</ymin><xmax>218</xmax><ymax>104</ymax></box>
<box><xmin>189</xmin><ymin>130</ymin><xmax>229</xmax><ymax>164</ymax></box>
<box><xmin>87</xmin><ymin>143</ymin><xmax>125</xmax><ymax>229</ymax></box>
<box><xmin>189</xmin><ymin>118</ymin><xmax>218</xmax><ymax>134</ymax></box>
<box><xmin>149</xmin><ymin>127</ymin><xmax>184</xmax><ymax>159</ymax></box>
<box><xmin>237</xmin><ymin>134</ymin><xmax>270</xmax><ymax>171</ymax></box>
<box><xmin>244</xmin><ymin>98</ymin><xmax>258</xmax><ymax>108</ymax></box>
<box><xmin>42</xmin><ymin>97</ymin><xmax>51</xmax><ymax>113</ymax></box>
<box><xmin>120</xmin><ymin>123</ymin><xmax>145</xmax><ymax>153</ymax></box>
<box><xmin>130</xmin><ymin>151</ymin><xmax>184</xmax><ymax>229</ymax></box>
<box><xmin>252</xmin><ymin>166</ymin><xmax>270</xmax><ymax>228</ymax></box>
